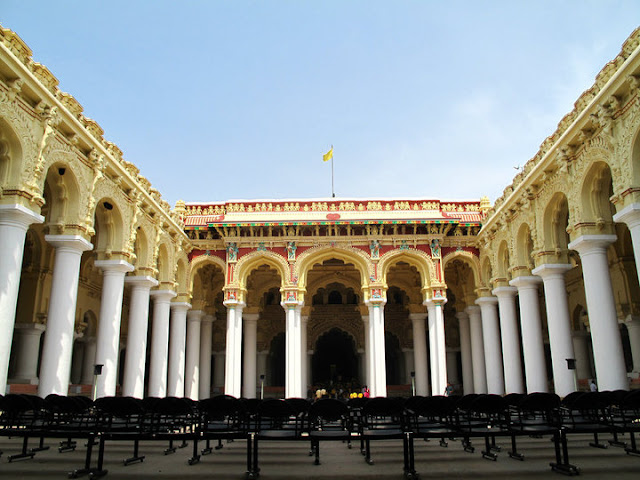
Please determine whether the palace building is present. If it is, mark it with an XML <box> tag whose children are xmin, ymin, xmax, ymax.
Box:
<box><xmin>2</xmin><ymin>26</ymin><xmax>640</xmax><ymax>401</ymax></box>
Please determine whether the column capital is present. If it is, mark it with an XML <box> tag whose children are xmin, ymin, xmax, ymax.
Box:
<box><xmin>532</xmin><ymin>263</ymin><xmax>572</xmax><ymax>279</ymax></box>
<box><xmin>170</xmin><ymin>301</ymin><xmax>191</xmax><ymax>313</ymax></box>
<box><xmin>150</xmin><ymin>289</ymin><xmax>176</xmax><ymax>302</ymax></box>
<box><xmin>568</xmin><ymin>234</ymin><xmax>617</xmax><ymax>255</ymax></box>
<box><xmin>187</xmin><ymin>309</ymin><xmax>204</xmax><ymax>322</ymax></box>
<box><xmin>613</xmin><ymin>202</ymin><xmax>640</xmax><ymax>228</ymax></box>
<box><xmin>509</xmin><ymin>275</ymin><xmax>542</xmax><ymax>289</ymax></box>
<box><xmin>243</xmin><ymin>313</ymin><xmax>260</xmax><ymax>322</ymax></box>
<box><xmin>365</xmin><ymin>298</ymin><xmax>387</xmax><ymax>307</ymax></box>
<box><xmin>0</xmin><ymin>204</ymin><xmax>44</xmax><ymax>229</ymax></box>
<box><xmin>424</xmin><ymin>298</ymin><xmax>447</xmax><ymax>307</ymax></box>
<box><xmin>202</xmin><ymin>314</ymin><xmax>215</xmax><ymax>323</ymax></box>
<box><xmin>465</xmin><ymin>305</ymin><xmax>481</xmax><ymax>316</ymax></box>
<box><xmin>455</xmin><ymin>310</ymin><xmax>469</xmax><ymax>321</ymax></box>
<box><xmin>125</xmin><ymin>275</ymin><xmax>159</xmax><ymax>289</ymax></box>
<box><xmin>45</xmin><ymin>234</ymin><xmax>92</xmax><ymax>253</ymax></box>
<box><xmin>94</xmin><ymin>259</ymin><xmax>134</xmax><ymax>274</ymax></box>
<box><xmin>408</xmin><ymin>312</ymin><xmax>427</xmax><ymax>322</ymax></box>
<box><xmin>475</xmin><ymin>296</ymin><xmax>498</xmax><ymax>306</ymax></box>
<box><xmin>13</xmin><ymin>322</ymin><xmax>46</xmax><ymax>333</ymax></box>
<box><xmin>223</xmin><ymin>299</ymin><xmax>245</xmax><ymax>308</ymax></box>
<box><xmin>492</xmin><ymin>286</ymin><xmax>518</xmax><ymax>298</ymax></box>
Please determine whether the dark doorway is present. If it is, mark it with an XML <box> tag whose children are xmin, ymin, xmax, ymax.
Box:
<box><xmin>312</xmin><ymin>328</ymin><xmax>358</xmax><ymax>384</ymax></box>
<box><xmin>385</xmin><ymin>332</ymin><xmax>403</xmax><ymax>385</ymax></box>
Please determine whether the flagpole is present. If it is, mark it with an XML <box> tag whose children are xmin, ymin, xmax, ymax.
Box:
<box><xmin>331</xmin><ymin>155</ymin><xmax>335</xmax><ymax>198</ymax></box>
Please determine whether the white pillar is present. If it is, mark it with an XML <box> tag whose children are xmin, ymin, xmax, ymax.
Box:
<box><xmin>224</xmin><ymin>302</ymin><xmax>244</xmax><ymax>398</ymax></box>
<box><xmin>283</xmin><ymin>303</ymin><xmax>303</xmax><ymax>398</ymax></box>
<box><xmin>403</xmin><ymin>349</ymin><xmax>414</xmax><ymax>385</ymax></box>
<box><xmin>533</xmin><ymin>264</ymin><xmax>577</xmax><ymax>397</ymax></box>
<box><xmin>447</xmin><ymin>350</ymin><xmax>460</xmax><ymax>385</ymax></box>
<box><xmin>168</xmin><ymin>302</ymin><xmax>190</xmax><ymax>397</ymax></box>
<box><xmin>11</xmin><ymin>323</ymin><xmax>46</xmax><ymax>384</ymax></box>
<box><xmin>368</xmin><ymin>300</ymin><xmax>387</xmax><ymax>397</ymax></box>
<box><xmin>466</xmin><ymin>305</ymin><xmax>487</xmax><ymax>394</ymax></box>
<box><xmin>510</xmin><ymin>276</ymin><xmax>548</xmax><ymax>393</ymax></box>
<box><xmin>122</xmin><ymin>276</ymin><xmax>157</xmax><ymax>398</ymax></box>
<box><xmin>199</xmin><ymin>314</ymin><xmax>214</xmax><ymax>399</ymax></box>
<box><xmin>456</xmin><ymin>311</ymin><xmax>474</xmax><ymax>395</ymax></box>
<box><xmin>257</xmin><ymin>351</ymin><xmax>268</xmax><ymax>394</ymax></box>
<box><xmin>569</xmin><ymin>235</ymin><xmax>628</xmax><ymax>391</ymax></box>
<box><xmin>409</xmin><ymin>313</ymin><xmax>429</xmax><ymax>396</ymax></box>
<box><xmin>426</xmin><ymin>300</ymin><xmax>447</xmax><ymax>396</ymax></box>
<box><xmin>184</xmin><ymin>309</ymin><xmax>202</xmax><ymax>400</ymax></box>
<box><xmin>301</xmin><ymin>315</ymin><xmax>309</xmax><ymax>397</ymax></box>
<box><xmin>39</xmin><ymin>235</ymin><xmax>92</xmax><ymax>397</ymax></box>
<box><xmin>476</xmin><ymin>296</ymin><xmax>505</xmax><ymax>395</ymax></box>
<box><xmin>148</xmin><ymin>290</ymin><xmax>176</xmax><ymax>397</ymax></box>
<box><xmin>80</xmin><ymin>337</ymin><xmax>97</xmax><ymax>384</ymax></box>
<box><xmin>0</xmin><ymin>205</ymin><xmax>43</xmax><ymax>394</ymax></box>
<box><xmin>362</xmin><ymin>314</ymin><xmax>371</xmax><ymax>389</ymax></box>
<box><xmin>613</xmin><ymin>203</ymin><xmax>640</xmax><ymax>287</ymax></box>
<box><xmin>625</xmin><ymin>316</ymin><xmax>640</xmax><ymax>373</ymax></box>
<box><xmin>242</xmin><ymin>313</ymin><xmax>258</xmax><ymax>399</ymax></box>
<box><xmin>572</xmin><ymin>331</ymin><xmax>592</xmax><ymax>382</ymax></box>
<box><xmin>493</xmin><ymin>286</ymin><xmax>525</xmax><ymax>393</ymax></box>
<box><xmin>213</xmin><ymin>351</ymin><xmax>225</xmax><ymax>389</ymax></box>
<box><xmin>93</xmin><ymin>260</ymin><xmax>134</xmax><ymax>398</ymax></box>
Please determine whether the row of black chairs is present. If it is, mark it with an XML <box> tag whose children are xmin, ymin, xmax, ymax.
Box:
<box><xmin>1</xmin><ymin>391</ymin><xmax>639</xmax><ymax>478</ymax></box>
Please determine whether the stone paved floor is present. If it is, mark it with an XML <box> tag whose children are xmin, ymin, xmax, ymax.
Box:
<box><xmin>1</xmin><ymin>433</ymin><xmax>639</xmax><ymax>479</ymax></box>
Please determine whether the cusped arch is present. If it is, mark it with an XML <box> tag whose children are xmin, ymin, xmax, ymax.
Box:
<box><xmin>295</xmin><ymin>245</ymin><xmax>371</xmax><ymax>291</ymax></box>
<box><xmin>42</xmin><ymin>162</ymin><xmax>83</xmax><ymax>227</ymax></box>
<box><xmin>480</xmin><ymin>256</ymin><xmax>493</xmax><ymax>289</ymax></box>
<box><xmin>156</xmin><ymin>241</ymin><xmax>174</xmax><ymax>285</ymax></box>
<box><xmin>235</xmin><ymin>250</ymin><xmax>289</xmax><ymax>289</ymax></box>
<box><xmin>378</xmin><ymin>249</ymin><xmax>433</xmax><ymax>290</ymax></box>
<box><xmin>189</xmin><ymin>254</ymin><xmax>227</xmax><ymax>293</ymax></box>
<box><xmin>306</xmin><ymin>272</ymin><xmax>363</xmax><ymax>298</ymax></box>
<box><xmin>542</xmin><ymin>191</ymin><xmax>570</xmax><ymax>254</ymax></box>
<box><xmin>442</xmin><ymin>250</ymin><xmax>481</xmax><ymax>287</ymax></box>
<box><xmin>93</xmin><ymin>197</ymin><xmax>127</xmax><ymax>258</ymax></box>
<box><xmin>629</xmin><ymin>119</ymin><xmax>640</xmax><ymax>186</ymax></box>
<box><xmin>0</xmin><ymin>117</ymin><xmax>24</xmax><ymax>187</ymax></box>
<box><xmin>514</xmin><ymin>222</ymin><xmax>534</xmax><ymax>270</ymax></box>
<box><xmin>579</xmin><ymin>161</ymin><xmax>614</xmax><ymax>224</ymax></box>
<box><xmin>175</xmin><ymin>253</ymin><xmax>189</xmax><ymax>297</ymax></box>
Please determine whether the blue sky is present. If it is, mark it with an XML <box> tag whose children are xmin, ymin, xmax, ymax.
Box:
<box><xmin>2</xmin><ymin>1</ymin><xmax>640</xmax><ymax>207</ymax></box>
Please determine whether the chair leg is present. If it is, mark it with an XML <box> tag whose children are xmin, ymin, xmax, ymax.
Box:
<box><xmin>201</xmin><ymin>439</ymin><xmax>213</xmax><ymax>455</ymax></box>
<box><xmin>31</xmin><ymin>435</ymin><xmax>50</xmax><ymax>453</ymax></box>
<box><xmin>314</xmin><ymin>440</ymin><xmax>320</xmax><ymax>465</ymax></box>
<box><xmin>8</xmin><ymin>436</ymin><xmax>35</xmax><ymax>462</ymax></box>
<box><xmin>164</xmin><ymin>439</ymin><xmax>176</xmax><ymax>455</ymax></box>
<box><xmin>625</xmin><ymin>432</ymin><xmax>640</xmax><ymax>456</ymax></box>
<box><xmin>365</xmin><ymin>439</ymin><xmax>373</xmax><ymax>465</ymax></box>
<box><xmin>549</xmin><ymin>430</ymin><xmax>579</xmax><ymax>475</ymax></box>
<box><xmin>59</xmin><ymin>437</ymin><xmax>77</xmax><ymax>453</ymax></box>
<box><xmin>188</xmin><ymin>437</ymin><xmax>200</xmax><ymax>465</ymax></box>
<box><xmin>609</xmin><ymin>431</ymin><xmax>626</xmax><ymax>448</ymax></box>
<box><xmin>589</xmin><ymin>432</ymin><xmax>607</xmax><ymax>449</ymax></box>
<box><xmin>481</xmin><ymin>436</ymin><xmax>498</xmax><ymax>461</ymax></box>
<box><xmin>508</xmin><ymin>434</ymin><xmax>524</xmax><ymax>460</ymax></box>
<box><xmin>123</xmin><ymin>439</ymin><xmax>145</xmax><ymax>465</ymax></box>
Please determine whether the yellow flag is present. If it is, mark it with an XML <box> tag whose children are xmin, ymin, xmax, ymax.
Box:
<box><xmin>323</xmin><ymin>146</ymin><xmax>333</xmax><ymax>162</ymax></box>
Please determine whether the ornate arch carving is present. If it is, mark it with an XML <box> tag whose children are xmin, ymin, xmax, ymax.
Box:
<box><xmin>295</xmin><ymin>245</ymin><xmax>372</xmax><ymax>290</ymax></box>
<box><xmin>442</xmin><ymin>250</ymin><xmax>481</xmax><ymax>287</ymax></box>
<box><xmin>378</xmin><ymin>248</ymin><xmax>434</xmax><ymax>289</ymax></box>
<box><xmin>235</xmin><ymin>250</ymin><xmax>289</xmax><ymax>289</ymax></box>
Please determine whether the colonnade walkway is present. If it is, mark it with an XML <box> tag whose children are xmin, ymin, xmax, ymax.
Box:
<box><xmin>1</xmin><ymin>434</ymin><xmax>639</xmax><ymax>479</ymax></box>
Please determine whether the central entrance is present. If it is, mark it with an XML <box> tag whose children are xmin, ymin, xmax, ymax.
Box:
<box><xmin>312</xmin><ymin>328</ymin><xmax>358</xmax><ymax>385</ymax></box>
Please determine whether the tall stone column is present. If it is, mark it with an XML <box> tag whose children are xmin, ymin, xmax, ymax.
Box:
<box><xmin>427</xmin><ymin>300</ymin><xmax>448</xmax><ymax>396</ymax></box>
<box><xmin>492</xmin><ymin>286</ymin><xmax>525</xmax><ymax>393</ymax></box>
<box><xmin>283</xmin><ymin>303</ymin><xmax>303</xmax><ymax>398</ymax></box>
<box><xmin>533</xmin><ymin>264</ymin><xmax>577</xmax><ymax>397</ymax></box>
<box><xmin>242</xmin><ymin>313</ymin><xmax>259</xmax><ymax>399</ymax></box>
<box><xmin>625</xmin><ymin>316</ymin><xmax>640</xmax><ymax>373</ymax></box>
<box><xmin>301</xmin><ymin>315</ymin><xmax>309</xmax><ymax>398</ymax></box>
<box><xmin>185</xmin><ymin>310</ymin><xmax>203</xmax><ymax>400</ymax></box>
<box><xmin>456</xmin><ymin>311</ymin><xmax>474</xmax><ymax>395</ymax></box>
<box><xmin>167</xmin><ymin>302</ymin><xmax>190</xmax><ymax>397</ymax></box>
<box><xmin>572</xmin><ymin>331</ymin><xmax>593</xmax><ymax>383</ymax></box>
<box><xmin>148</xmin><ymin>290</ymin><xmax>176</xmax><ymax>397</ymax></box>
<box><xmin>466</xmin><ymin>305</ymin><xmax>487</xmax><ymax>394</ymax></box>
<box><xmin>510</xmin><ymin>276</ymin><xmax>548</xmax><ymax>393</ymax></box>
<box><xmin>257</xmin><ymin>351</ymin><xmax>268</xmax><ymax>396</ymax></box>
<box><xmin>403</xmin><ymin>348</ymin><xmax>414</xmax><ymax>385</ymax></box>
<box><xmin>80</xmin><ymin>337</ymin><xmax>97</xmax><ymax>384</ymax></box>
<box><xmin>213</xmin><ymin>351</ymin><xmax>225</xmax><ymax>390</ymax></box>
<box><xmin>199</xmin><ymin>314</ymin><xmax>214</xmax><ymax>399</ymax></box>
<box><xmin>409</xmin><ymin>313</ymin><xmax>429</xmax><ymax>396</ymax></box>
<box><xmin>224</xmin><ymin>301</ymin><xmax>244</xmax><ymax>398</ymax></box>
<box><xmin>362</xmin><ymin>315</ymin><xmax>371</xmax><ymax>388</ymax></box>
<box><xmin>122</xmin><ymin>276</ymin><xmax>157</xmax><ymax>398</ymax></box>
<box><xmin>39</xmin><ymin>235</ymin><xmax>93</xmax><ymax>397</ymax></box>
<box><xmin>0</xmin><ymin>204</ymin><xmax>43</xmax><ymax>394</ymax></box>
<box><xmin>569</xmin><ymin>235</ymin><xmax>628</xmax><ymax>391</ymax></box>
<box><xmin>11</xmin><ymin>323</ymin><xmax>46</xmax><ymax>384</ymax></box>
<box><xmin>93</xmin><ymin>260</ymin><xmax>134</xmax><ymax>398</ymax></box>
<box><xmin>368</xmin><ymin>300</ymin><xmax>387</xmax><ymax>397</ymax></box>
<box><xmin>613</xmin><ymin>204</ymin><xmax>640</xmax><ymax>287</ymax></box>
<box><xmin>476</xmin><ymin>296</ymin><xmax>505</xmax><ymax>394</ymax></box>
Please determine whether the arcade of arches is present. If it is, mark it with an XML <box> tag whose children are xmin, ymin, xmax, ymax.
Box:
<box><xmin>3</xmin><ymin>27</ymin><xmax>640</xmax><ymax>401</ymax></box>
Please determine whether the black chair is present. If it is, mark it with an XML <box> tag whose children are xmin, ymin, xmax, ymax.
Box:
<box><xmin>196</xmin><ymin>395</ymin><xmax>247</xmax><ymax>462</ymax></box>
<box><xmin>360</xmin><ymin>397</ymin><xmax>415</xmax><ymax>478</ymax></box>
<box><xmin>0</xmin><ymin>394</ymin><xmax>49</xmax><ymax>462</ymax></box>
<box><xmin>246</xmin><ymin>398</ymin><xmax>306</xmax><ymax>479</ymax></box>
<box><xmin>609</xmin><ymin>389</ymin><xmax>640</xmax><ymax>455</ymax></box>
<box><xmin>308</xmin><ymin>398</ymin><xmax>352</xmax><ymax>465</ymax></box>
<box><xmin>454</xmin><ymin>394</ymin><xmax>510</xmax><ymax>461</ymax></box>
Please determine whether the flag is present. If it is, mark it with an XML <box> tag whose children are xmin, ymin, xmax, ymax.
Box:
<box><xmin>323</xmin><ymin>146</ymin><xmax>333</xmax><ymax>162</ymax></box>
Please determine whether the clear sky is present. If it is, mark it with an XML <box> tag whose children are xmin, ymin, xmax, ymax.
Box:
<box><xmin>2</xmin><ymin>1</ymin><xmax>639</xmax><ymax>207</ymax></box>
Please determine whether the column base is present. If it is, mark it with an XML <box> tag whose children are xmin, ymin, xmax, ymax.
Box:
<box><xmin>8</xmin><ymin>377</ymin><xmax>39</xmax><ymax>385</ymax></box>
